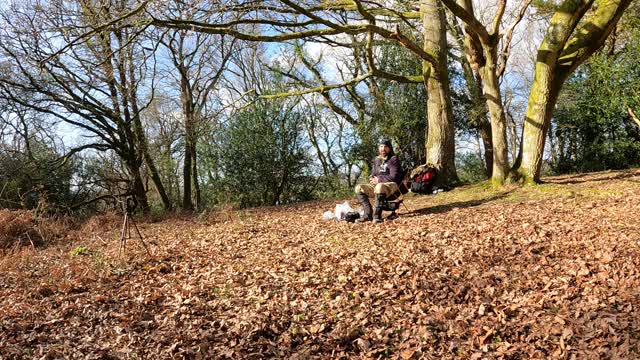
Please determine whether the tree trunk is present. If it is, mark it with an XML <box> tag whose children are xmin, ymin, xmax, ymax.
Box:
<box><xmin>450</xmin><ymin>14</ymin><xmax>492</xmax><ymax>179</ymax></box>
<box><xmin>570</xmin><ymin>128</ymin><xmax>578</xmax><ymax>161</ymax></box>
<box><xmin>133</xmin><ymin>114</ymin><xmax>173</xmax><ymax>211</ymax></box>
<box><xmin>180</xmin><ymin>72</ymin><xmax>195</xmax><ymax>211</ymax></box>
<box><xmin>183</xmin><ymin>138</ymin><xmax>193</xmax><ymax>210</ymax></box>
<box><xmin>557</xmin><ymin>128</ymin><xmax>566</xmax><ymax>163</ymax></box>
<box><xmin>516</xmin><ymin>0</ymin><xmax>632</xmax><ymax>183</ymax></box>
<box><xmin>508</xmin><ymin>112</ymin><xmax>519</xmax><ymax>163</ymax></box>
<box><xmin>478</xmin><ymin>122</ymin><xmax>493</xmax><ymax>178</ymax></box>
<box><xmin>451</xmin><ymin>0</ymin><xmax>509</xmax><ymax>185</ymax></box>
<box><xmin>480</xmin><ymin>46</ymin><xmax>509</xmax><ymax>185</ymax></box>
<box><xmin>628</xmin><ymin>107</ymin><xmax>640</xmax><ymax>129</ymax></box>
<box><xmin>126</xmin><ymin>158</ymin><xmax>150</xmax><ymax>214</ymax></box>
<box><xmin>192</xmin><ymin>142</ymin><xmax>202</xmax><ymax>210</ymax></box>
<box><xmin>517</xmin><ymin>68</ymin><xmax>563</xmax><ymax>184</ymax></box>
<box><xmin>421</xmin><ymin>0</ymin><xmax>458</xmax><ymax>187</ymax></box>
<box><xmin>129</xmin><ymin>71</ymin><xmax>172</xmax><ymax>211</ymax></box>
<box><xmin>548</xmin><ymin>122</ymin><xmax>557</xmax><ymax>165</ymax></box>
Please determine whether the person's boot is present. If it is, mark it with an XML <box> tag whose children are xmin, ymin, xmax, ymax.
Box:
<box><xmin>373</xmin><ymin>194</ymin><xmax>385</xmax><ymax>224</ymax></box>
<box><xmin>355</xmin><ymin>193</ymin><xmax>372</xmax><ymax>222</ymax></box>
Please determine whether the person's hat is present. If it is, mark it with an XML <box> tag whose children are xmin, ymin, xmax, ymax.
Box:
<box><xmin>379</xmin><ymin>138</ymin><xmax>392</xmax><ymax>148</ymax></box>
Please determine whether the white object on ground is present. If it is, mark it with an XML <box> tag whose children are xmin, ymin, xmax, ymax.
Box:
<box><xmin>334</xmin><ymin>201</ymin><xmax>355</xmax><ymax>220</ymax></box>
<box><xmin>322</xmin><ymin>211</ymin><xmax>335</xmax><ymax>220</ymax></box>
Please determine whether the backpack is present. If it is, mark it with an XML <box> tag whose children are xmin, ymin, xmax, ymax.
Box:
<box><xmin>409</xmin><ymin>164</ymin><xmax>438</xmax><ymax>194</ymax></box>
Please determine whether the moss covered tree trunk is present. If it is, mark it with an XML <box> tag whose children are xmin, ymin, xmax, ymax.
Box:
<box><xmin>421</xmin><ymin>0</ymin><xmax>458</xmax><ymax>187</ymax></box>
<box><xmin>516</xmin><ymin>0</ymin><xmax>631</xmax><ymax>183</ymax></box>
<box><xmin>518</xmin><ymin>73</ymin><xmax>563</xmax><ymax>183</ymax></box>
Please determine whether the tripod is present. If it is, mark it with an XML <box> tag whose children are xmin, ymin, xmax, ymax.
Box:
<box><xmin>118</xmin><ymin>196</ymin><xmax>151</xmax><ymax>257</ymax></box>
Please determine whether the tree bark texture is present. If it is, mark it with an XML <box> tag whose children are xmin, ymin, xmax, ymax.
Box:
<box><xmin>517</xmin><ymin>0</ymin><xmax>632</xmax><ymax>183</ymax></box>
<box><xmin>450</xmin><ymin>0</ymin><xmax>509</xmax><ymax>185</ymax></box>
<box><xmin>421</xmin><ymin>0</ymin><xmax>458</xmax><ymax>186</ymax></box>
<box><xmin>180</xmin><ymin>69</ymin><xmax>195</xmax><ymax>210</ymax></box>
<box><xmin>125</xmin><ymin>157</ymin><xmax>150</xmax><ymax>214</ymax></box>
<box><xmin>480</xmin><ymin>45</ymin><xmax>509</xmax><ymax>185</ymax></box>
<box><xmin>452</xmin><ymin>18</ymin><xmax>493</xmax><ymax>178</ymax></box>
<box><xmin>478</xmin><ymin>121</ymin><xmax>493</xmax><ymax>178</ymax></box>
<box><xmin>133</xmin><ymin>112</ymin><xmax>173</xmax><ymax>211</ymax></box>
<box><xmin>192</xmin><ymin>144</ymin><xmax>202</xmax><ymax>210</ymax></box>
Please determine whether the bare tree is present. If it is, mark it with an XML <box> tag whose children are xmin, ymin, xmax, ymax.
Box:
<box><xmin>0</xmin><ymin>0</ymin><xmax>172</xmax><ymax>213</ymax></box>
<box><xmin>158</xmin><ymin>2</ymin><xmax>236</xmax><ymax>210</ymax></box>
<box><xmin>142</xmin><ymin>0</ymin><xmax>459</xmax><ymax>185</ymax></box>
<box><xmin>141</xmin><ymin>93</ymin><xmax>183</xmax><ymax>204</ymax></box>
<box><xmin>439</xmin><ymin>0</ymin><xmax>531</xmax><ymax>185</ymax></box>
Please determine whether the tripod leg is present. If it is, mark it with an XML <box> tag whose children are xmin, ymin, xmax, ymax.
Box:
<box><xmin>127</xmin><ymin>215</ymin><xmax>132</xmax><ymax>239</ymax></box>
<box><xmin>120</xmin><ymin>212</ymin><xmax>128</xmax><ymax>254</ymax></box>
<box><xmin>130</xmin><ymin>217</ymin><xmax>152</xmax><ymax>257</ymax></box>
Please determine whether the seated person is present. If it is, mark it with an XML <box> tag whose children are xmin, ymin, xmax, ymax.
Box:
<box><xmin>355</xmin><ymin>138</ymin><xmax>404</xmax><ymax>223</ymax></box>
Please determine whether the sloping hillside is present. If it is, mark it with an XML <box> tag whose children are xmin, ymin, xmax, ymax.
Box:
<box><xmin>2</xmin><ymin>169</ymin><xmax>640</xmax><ymax>359</ymax></box>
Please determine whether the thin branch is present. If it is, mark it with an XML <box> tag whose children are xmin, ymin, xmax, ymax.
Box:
<box><xmin>260</xmin><ymin>73</ymin><xmax>373</xmax><ymax>99</ymax></box>
<box><xmin>491</xmin><ymin>0</ymin><xmax>507</xmax><ymax>35</ymax></box>
<box><xmin>41</xmin><ymin>0</ymin><xmax>151</xmax><ymax>63</ymax></box>
<box><xmin>497</xmin><ymin>0</ymin><xmax>532</xmax><ymax>78</ymax></box>
<box><xmin>150</xmin><ymin>18</ymin><xmax>356</xmax><ymax>41</ymax></box>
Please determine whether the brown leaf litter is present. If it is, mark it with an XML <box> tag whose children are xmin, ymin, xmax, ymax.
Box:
<box><xmin>1</xmin><ymin>169</ymin><xmax>640</xmax><ymax>359</ymax></box>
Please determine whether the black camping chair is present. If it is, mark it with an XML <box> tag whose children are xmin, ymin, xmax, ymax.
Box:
<box><xmin>380</xmin><ymin>190</ymin><xmax>407</xmax><ymax>220</ymax></box>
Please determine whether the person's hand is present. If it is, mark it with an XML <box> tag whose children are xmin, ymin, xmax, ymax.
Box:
<box><xmin>369</xmin><ymin>176</ymin><xmax>379</xmax><ymax>185</ymax></box>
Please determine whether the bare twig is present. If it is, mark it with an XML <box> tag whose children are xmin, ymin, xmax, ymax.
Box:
<box><xmin>41</xmin><ymin>1</ymin><xmax>151</xmax><ymax>64</ymax></box>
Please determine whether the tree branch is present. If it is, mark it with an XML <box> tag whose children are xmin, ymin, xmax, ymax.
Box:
<box><xmin>628</xmin><ymin>106</ymin><xmax>640</xmax><ymax>129</ymax></box>
<box><xmin>535</xmin><ymin>0</ymin><xmax>594</xmax><ymax>69</ymax></box>
<box><xmin>557</xmin><ymin>0</ymin><xmax>632</xmax><ymax>76</ymax></box>
<box><xmin>57</xmin><ymin>143</ymin><xmax>112</xmax><ymax>167</ymax></box>
<box><xmin>438</xmin><ymin>0</ymin><xmax>491</xmax><ymax>44</ymax></box>
<box><xmin>497</xmin><ymin>0</ymin><xmax>533</xmax><ymax>78</ymax></box>
<box><xmin>260</xmin><ymin>72</ymin><xmax>373</xmax><ymax>99</ymax></box>
<box><xmin>41</xmin><ymin>0</ymin><xmax>151</xmax><ymax>64</ymax></box>
<box><xmin>491</xmin><ymin>0</ymin><xmax>507</xmax><ymax>35</ymax></box>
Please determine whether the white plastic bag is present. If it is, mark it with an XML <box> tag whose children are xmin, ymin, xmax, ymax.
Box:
<box><xmin>322</xmin><ymin>211</ymin><xmax>335</xmax><ymax>220</ymax></box>
<box><xmin>334</xmin><ymin>201</ymin><xmax>355</xmax><ymax>220</ymax></box>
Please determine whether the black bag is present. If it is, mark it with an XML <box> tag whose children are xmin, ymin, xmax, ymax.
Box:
<box><xmin>343</xmin><ymin>211</ymin><xmax>361</xmax><ymax>222</ymax></box>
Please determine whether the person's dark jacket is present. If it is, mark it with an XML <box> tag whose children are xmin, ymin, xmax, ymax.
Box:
<box><xmin>372</xmin><ymin>155</ymin><xmax>403</xmax><ymax>184</ymax></box>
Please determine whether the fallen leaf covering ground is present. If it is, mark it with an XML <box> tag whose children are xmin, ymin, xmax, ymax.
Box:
<box><xmin>1</xmin><ymin>169</ymin><xmax>640</xmax><ymax>359</ymax></box>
